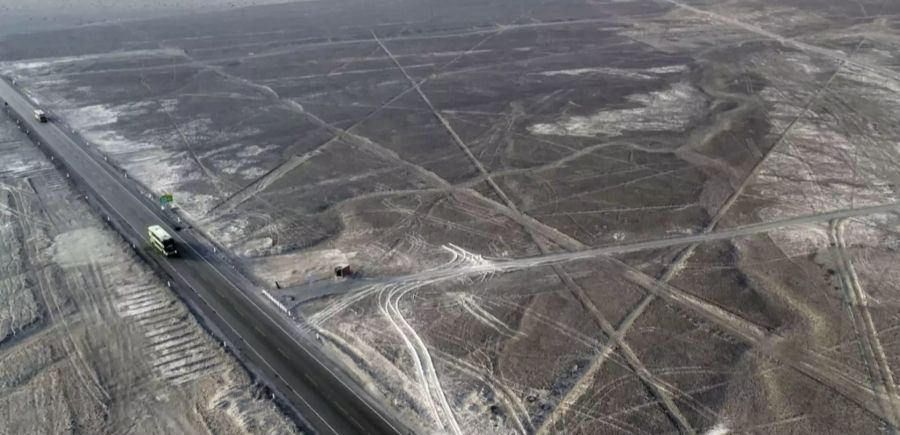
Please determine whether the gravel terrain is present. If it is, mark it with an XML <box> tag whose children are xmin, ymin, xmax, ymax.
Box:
<box><xmin>0</xmin><ymin>116</ymin><xmax>298</xmax><ymax>435</ymax></box>
<box><xmin>3</xmin><ymin>0</ymin><xmax>900</xmax><ymax>433</ymax></box>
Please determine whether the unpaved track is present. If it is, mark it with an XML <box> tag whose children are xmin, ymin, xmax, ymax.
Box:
<box><xmin>379</xmin><ymin>281</ymin><xmax>461</xmax><ymax>435</ymax></box>
<box><xmin>0</xmin><ymin>133</ymin><xmax>299</xmax><ymax>434</ymax></box>
<box><xmin>8</xmin><ymin>3</ymin><xmax>899</xmax><ymax>431</ymax></box>
<box><xmin>207</xmin><ymin>23</ymin><xmax>511</xmax><ymax>217</ymax></box>
<box><xmin>537</xmin><ymin>295</ymin><xmax>655</xmax><ymax>434</ymax></box>
<box><xmin>333</xmin><ymin>201</ymin><xmax>900</xmax><ymax>286</ymax></box>
<box><xmin>11</xmin><ymin>188</ymin><xmax>112</xmax><ymax>412</ymax></box>
<box><xmin>830</xmin><ymin>218</ymin><xmax>900</xmax><ymax>428</ymax></box>
<box><xmin>317</xmin><ymin>187</ymin><xmax>900</xmax><ymax>433</ymax></box>
<box><xmin>0</xmin><ymin>78</ymin><xmax>407</xmax><ymax>435</ymax></box>
<box><xmin>661</xmin><ymin>0</ymin><xmax>897</xmax><ymax>80</ymax></box>
<box><xmin>375</xmin><ymin>30</ymin><xmax>699</xmax><ymax>433</ymax></box>
<box><xmin>310</xmin><ymin>198</ymin><xmax>900</xmax><ymax>431</ymax></box>
<box><xmin>622</xmin><ymin>265</ymin><xmax>898</xmax><ymax>425</ymax></box>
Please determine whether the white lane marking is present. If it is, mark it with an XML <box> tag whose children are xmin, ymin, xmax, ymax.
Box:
<box><xmin>3</xmin><ymin>83</ymin><xmax>400</xmax><ymax>435</ymax></box>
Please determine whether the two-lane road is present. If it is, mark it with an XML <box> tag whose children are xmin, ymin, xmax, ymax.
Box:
<box><xmin>0</xmin><ymin>79</ymin><xmax>406</xmax><ymax>435</ymax></box>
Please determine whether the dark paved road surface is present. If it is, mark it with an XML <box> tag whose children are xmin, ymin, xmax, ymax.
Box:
<box><xmin>0</xmin><ymin>78</ymin><xmax>406</xmax><ymax>435</ymax></box>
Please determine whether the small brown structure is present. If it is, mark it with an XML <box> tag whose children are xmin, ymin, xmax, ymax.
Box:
<box><xmin>334</xmin><ymin>264</ymin><xmax>351</xmax><ymax>278</ymax></box>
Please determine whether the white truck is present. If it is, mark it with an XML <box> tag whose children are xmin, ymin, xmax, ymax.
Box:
<box><xmin>147</xmin><ymin>225</ymin><xmax>178</xmax><ymax>257</ymax></box>
<box><xmin>33</xmin><ymin>109</ymin><xmax>47</xmax><ymax>123</ymax></box>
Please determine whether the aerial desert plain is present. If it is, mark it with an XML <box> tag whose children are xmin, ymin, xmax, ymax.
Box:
<box><xmin>3</xmin><ymin>0</ymin><xmax>900</xmax><ymax>433</ymax></box>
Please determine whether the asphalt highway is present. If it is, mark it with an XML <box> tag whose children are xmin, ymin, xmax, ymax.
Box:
<box><xmin>0</xmin><ymin>78</ymin><xmax>406</xmax><ymax>435</ymax></box>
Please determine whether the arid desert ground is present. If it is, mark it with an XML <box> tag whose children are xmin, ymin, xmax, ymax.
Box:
<box><xmin>3</xmin><ymin>0</ymin><xmax>900</xmax><ymax>433</ymax></box>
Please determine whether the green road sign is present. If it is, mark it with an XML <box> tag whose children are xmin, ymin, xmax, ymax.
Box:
<box><xmin>159</xmin><ymin>193</ymin><xmax>174</xmax><ymax>205</ymax></box>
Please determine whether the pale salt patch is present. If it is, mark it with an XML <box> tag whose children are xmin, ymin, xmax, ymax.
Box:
<box><xmin>766</xmin><ymin>225</ymin><xmax>830</xmax><ymax>257</ymax></box>
<box><xmin>422</xmin><ymin>49</ymin><xmax>491</xmax><ymax>58</ymax></box>
<box><xmin>784</xmin><ymin>53</ymin><xmax>823</xmax><ymax>76</ymax></box>
<box><xmin>536</xmin><ymin>64</ymin><xmax>687</xmax><ymax>79</ymax></box>
<box><xmin>82</xmin><ymin>129</ymin><xmax>157</xmax><ymax>155</ymax></box>
<box><xmin>200</xmin><ymin>142</ymin><xmax>245</xmax><ymax>159</ymax></box>
<box><xmin>99</xmin><ymin>145</ymin><xmax>222</xmax><ymax>217</ymax></box>
<box><xmin>68</xmin><ymin>104</ymin><xmax>119</xmax><ymax>129</ymax></box>
<box><xmin>160</xmin><ymin>99</ymin><xmax>178</xmax><ymax>112</ymax></box>
<box><xmin>528</xmin><ymin>82</ymin><xmax>706</xmax><ymax>137</ymax></box>
<box><xmin>645</xmin><ymin>64</ymin><xmax>689</xmax><ymax>74</ymax></box>
<box><xmin>22</xmin><ymin>90</ymin><xmax>42</xmax><ymax>105</ymax></box>
<box><xmin>212</xmin><ymin>158</ymin><xmax>268</xmax><ymax>179</ymax></box>
<box><xmin>843</xmin><ymin>214</ymin><xmax>892</xmax><ymax>247</ymax></box>
<box><xmin>240</xmin><ymin>237</ymin><xmax>275</xmax><ymax>257</ymax></box>
<box><xmin>0</xmin><ymin>153</ymin><xmax>51</xmax><ymax>176</ymax></box>
<box><xmin>31</xmin><ymin>78</ymin><xmax>69</xmax><ymax>87</ymax></box>
<box><xmin>240</xmin><ymin>166</ymin><xmax>266</xmax><ymax>179</ymax></box>
<box><xmin>537</xmin><ymin>67</ymin><xmax>654</xmax><ymax>80</ymax></box>
<box><xmin>236</xmin><ymin>144</ymin><xmax>276</xmax><ymax>158</ymax></box>
<box><xmin>167</xmin><ymin>192</ymin><xmax>219</xmax><ymax>220</ymax></box>
<box><xmin>209</xmin><ymin>215</ymin><xmax>253</xmax><ymax>249</ymax></box>
<box><xmin>52</xmin><ymin>227</ymin><xmax>120</xmax><ymax>267</ymax></box>
<box><xmin>117</xmin><ymin>101</ymin><xmax>157</xmax><ymax>117</ymax></box>
<box><xmin>4</xmin><ymin>60</ymin><xmax>50</xmax><ymax>71</ymax></box>
<box><xmin>174</xmin><ymin>118</ymin><xmax>215</xmax><ymax>139</ymax></box>
<box><xmin>703</xmin><ymin>422</ymin><xmax>730</xmax><ymax>435</ymax></box>
<box><xmin>213</xmin><ymin>158</ymin><xmax>245</xmax><ymax>176</ymax></box>
<box><xmin>1</xmin><ymin>48</ymin><xmax>185</xmax><ymax>73</ymax></box>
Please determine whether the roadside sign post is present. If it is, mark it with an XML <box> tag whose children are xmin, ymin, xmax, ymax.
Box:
<box><xmin>159</xmin><ymin>192</ymin><xmax>174</xmax><ymax>209</ymax></box>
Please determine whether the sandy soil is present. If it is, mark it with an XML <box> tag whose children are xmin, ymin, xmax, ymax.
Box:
<box><xmin>3</xmin><ymin>0</ymin><xmax>900</xmax><ymax>433</ymax></box>
<box><xmin>0</xmin><ymin>117</ymin><xmax>299</xmax><ymax>434</ymax></box>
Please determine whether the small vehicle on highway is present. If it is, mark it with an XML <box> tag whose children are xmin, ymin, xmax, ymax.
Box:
<box><xmin>33</xmin><ymin>109</ymin><xmax>47</xmax><ymax>122</ymax></box>
<box><xmin>148</xmin><ymin>225</ymin><xmax>178</xmax><ymax>257</ymax></box>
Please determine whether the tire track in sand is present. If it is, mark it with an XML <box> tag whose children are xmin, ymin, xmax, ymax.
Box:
<box><xmin>374</xmin><ymin>31</ymin><xmax>697</xmax><ymax>434</ymax></box>
<box><xmin>830</xmin><ymin>218</ymin><xmax>900</xmax><ymax>429</ymax></box>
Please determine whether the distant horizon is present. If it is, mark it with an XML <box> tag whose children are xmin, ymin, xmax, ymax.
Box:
<box><xmin>0</xmin><ymin>0</ymin><xmax>295</xmax><ymax>37</ymax></box>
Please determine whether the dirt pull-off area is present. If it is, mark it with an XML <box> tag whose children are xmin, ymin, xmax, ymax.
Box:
<box><xmin>0</xmin><ymin>118</ymin><xmax>298</xmax><ymax>434</ymax></box>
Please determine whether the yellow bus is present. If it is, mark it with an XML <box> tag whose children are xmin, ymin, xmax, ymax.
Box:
<box><xmin>147</xmin><ymin>225</ymin><xmax>178</xmax><ymax>256</ymax></box>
